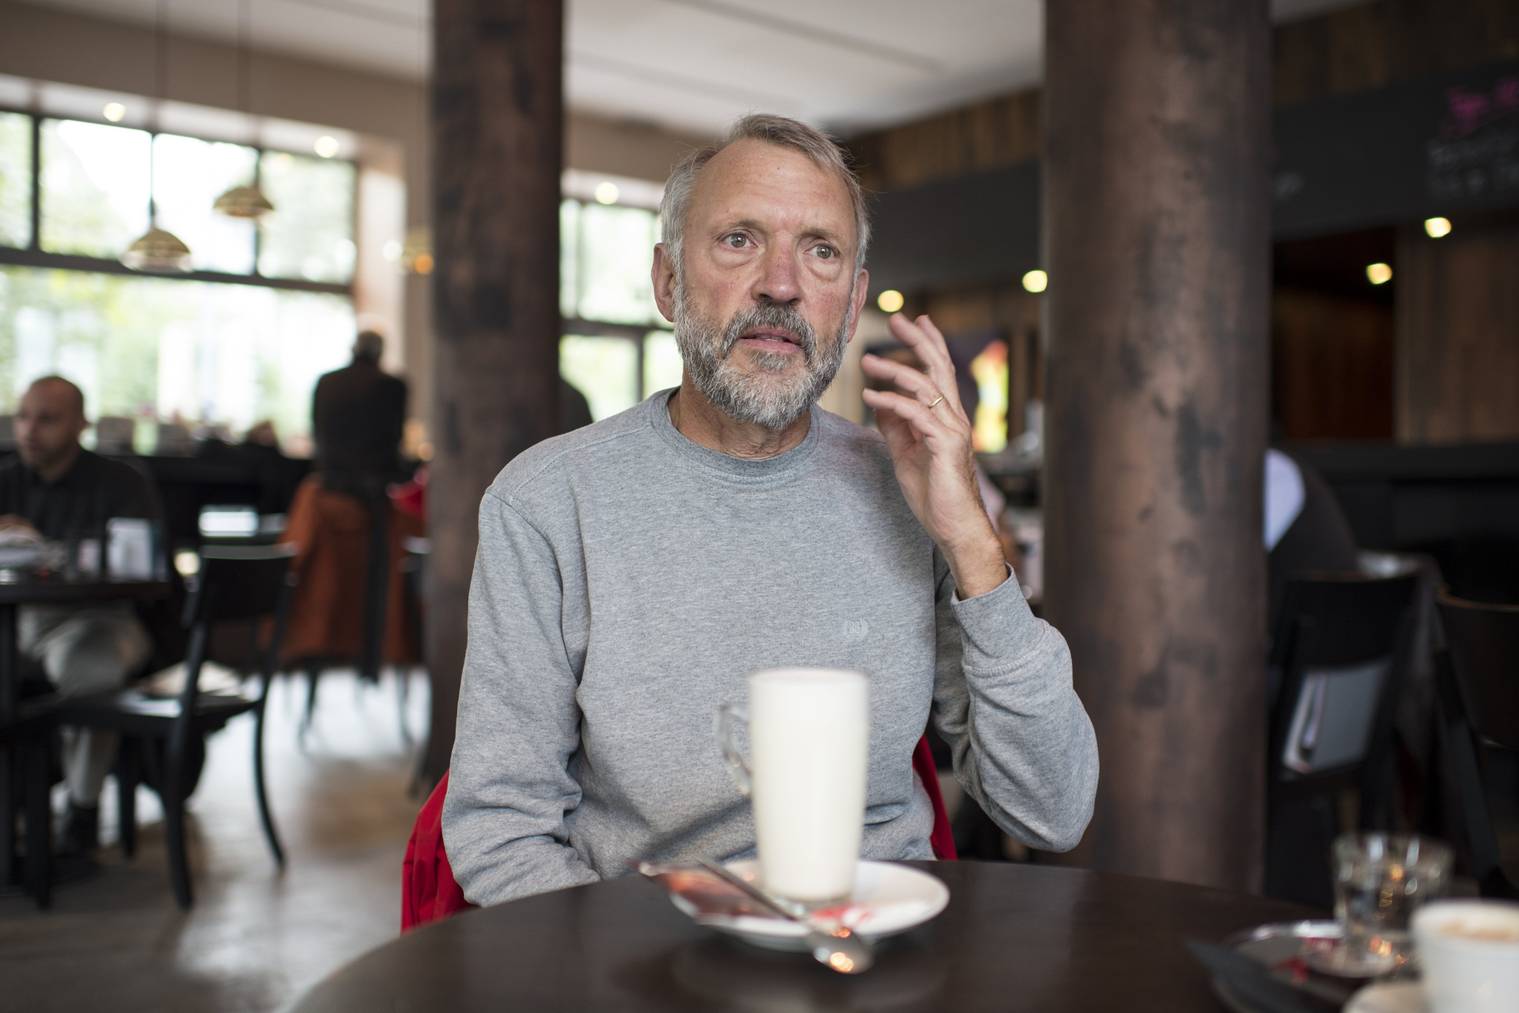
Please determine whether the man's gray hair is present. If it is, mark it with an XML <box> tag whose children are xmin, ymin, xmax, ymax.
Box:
<box><xmin>659</xmin><ymin>114</ymin><xmax>871</xmax><ymax>276</ymax></box>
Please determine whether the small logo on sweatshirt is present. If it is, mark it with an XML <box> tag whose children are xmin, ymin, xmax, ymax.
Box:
<box><xmin>840</xmin><ymin>618</ymin><xmax>870</xmax><ymax>643</ymax></box>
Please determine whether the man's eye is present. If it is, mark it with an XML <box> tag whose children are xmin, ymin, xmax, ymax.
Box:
<box><xmin>722</xmin><ymin>233</ymin><xmax>750</xmax><ymax>249</ymax></box>
<box><xmin>813</xmin><ymin>243</ymin><xmax>838</xmax><ymax>260</ymax></box>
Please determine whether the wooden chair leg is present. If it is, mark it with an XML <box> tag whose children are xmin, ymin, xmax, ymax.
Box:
<box><xmin>252</xmin><ymin>699</ymin><xmax>285</xmax><ymax>867</ymax></box>
<box><xmin>163</xmin><ymin>737</ymin><xmax>193</xmax><ymax>909</ymax></box>
<box><xmin>395</xmin><ymin>667</ymin><xmax>412</xmax><ymax>746</ymax></box>
<box><xmin>22</xmin><ymin>734</ymin><xmax>51</xmax><ymax>909</ymax></box>
<box><xmin>117</xmin><ymin>739</ymin><xmax>139</xmax><ymax>859</ymax></box>
<box><xmin>301</xmin><ymin>666</ymin><xmax>321</xmax><ymax>740</ymax></box>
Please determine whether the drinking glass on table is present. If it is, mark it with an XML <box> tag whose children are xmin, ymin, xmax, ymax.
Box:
<box><xmin>1332</xmin><ymin>832</ymin><xmax>1453</xmax><ymax>974</ymax></box>
<box><xmin>716</xmin><ymin>667</ymin><xmax>869</xmax><ymax>908</ymax></box>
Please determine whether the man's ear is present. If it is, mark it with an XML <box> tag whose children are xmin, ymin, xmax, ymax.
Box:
<box><xmin>652</xmin><ymin>244</ymin><xmax>678</xmax><ymax>323</ymax></box>
<box><xmin>844</xmin><ymin>268</ymin><xmax>870</xmax><ymax>345</ymax></box>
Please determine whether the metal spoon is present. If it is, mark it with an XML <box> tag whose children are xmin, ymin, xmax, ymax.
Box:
<box><xmin>696</xmin><ymin>859</ymin><xmax>875</xmax><ymax>975</ymax></box>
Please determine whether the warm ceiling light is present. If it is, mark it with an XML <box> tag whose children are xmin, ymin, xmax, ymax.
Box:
<box><xmin>1366</xmin><ymin>262</ymin><xmax>1393</xmax><ymax>286</ymax></box>
<box><xmin>122</xmin><ymin>226</ymin><xmax>193</xmax><ymax>273</ymax></box>
<box><xmin>313</xmin><ymin>135</ymin><xmax>341</xmax><ymax>159</ymax></box>
<box><xmin>1021</xmin><ymin>269</ymin><xmax>1049</xmax><ymax>294</ymax></box>
<box><xmin>212</xmin><ymin>183</ymin><xmax>275</xmax><ymax>219</ymax></box>
<box><xmin>1424</xmin><ymin>216</ymin><xmax>1452</xmax><ymax>239</ymax></box>
<box><xmin>102</xmin><ymin>102</ymin><xmax>127</xmax><ymax>122</ymax></box>
<box><xmin>593</xmin><ymin>181</ymin><xmax>620</xmax><ymax>205</ymax></box>
<box><xmin>876</xmin><ymin>289</ymin><xmax>905</xmax><ymax>314</ymax></box>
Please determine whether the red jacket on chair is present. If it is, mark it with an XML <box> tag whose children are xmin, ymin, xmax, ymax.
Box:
<box><xmin>401</xmin><ymin>736</ymin><xmax>957</xmax><ymax>932</ymax></box>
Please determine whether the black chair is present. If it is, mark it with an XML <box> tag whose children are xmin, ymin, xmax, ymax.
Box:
<box><xmin>0</xmin><ymin>701</ymin><xmax>58</xmax><ymax>907</ymax></box>
<box><xmin>1432</xmin><ymin>590</ymin><xmax>1519</xmax><ymax>899</ymax></box>
<box><xmin>54</xmin><ymin>544</ymin><xmax>296</xmax><ymax>908</ymax></box>
<box><xmin>1266</xmin><ymin>568</ymin><xmax>1422</xmax><ymax>907</ymax></box>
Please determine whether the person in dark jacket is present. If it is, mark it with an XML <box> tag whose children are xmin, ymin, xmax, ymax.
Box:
<box><xmin>1265</xmin><ymin>446</ymin><xmax>1360</xmax><ymax>633</ymax></box>
<box><xmin>0</xmin><ymin>376</ymin><xmax>159</xmax><ymax>851</ymax></box>
<box><xmin>311</xmin><ymin>330</ymin><xmax>408</xmax><ymax>494</ymax></box>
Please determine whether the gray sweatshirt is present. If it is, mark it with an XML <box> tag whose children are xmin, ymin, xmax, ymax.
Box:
<box><xmin>443</xmin><ymin>392</ymin><xmax>1098</xmax><ymax>906</ymax></box>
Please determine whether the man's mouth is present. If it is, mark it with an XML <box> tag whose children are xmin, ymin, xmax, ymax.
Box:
<box><xmin>736</xmin><ymin>329</ymin><xmax>803</xmax><ymax>354</ymax></box>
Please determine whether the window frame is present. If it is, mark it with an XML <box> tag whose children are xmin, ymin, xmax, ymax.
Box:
<box><xmin>560</xmin><ymin>195</ymin><xmax>674</xmax><ymax>405</ymax></box>
<box><xmin>0</xmin><ymin>106</ymin><xmax>354</xmax><ymax>298</ymax></box>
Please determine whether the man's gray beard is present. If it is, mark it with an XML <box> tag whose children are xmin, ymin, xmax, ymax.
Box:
<box><xmin>673</xmin><ymin>277</ymin><xmax>851</xmax><ymax>431</ymax></box>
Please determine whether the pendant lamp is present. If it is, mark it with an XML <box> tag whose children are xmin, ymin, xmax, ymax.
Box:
<box><xmin>213</xmin><ymin>0</ymin><xmax>274</xmax><ymax>220</ymax></box>
<box><xmin>123</xmin><ymin>0</ymin><xmax>193</xmax><ymax>272</ymax></box>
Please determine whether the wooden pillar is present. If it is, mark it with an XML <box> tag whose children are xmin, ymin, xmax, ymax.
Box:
<box><xmin>1042</xmin><ymin>0</ymin><xmax>1271</xmax><ymax>891</ymax></box>
<box><xmin>423</xmin><ymin>0</ymin><xmax>563</xmax><ymax>786</ymax></box>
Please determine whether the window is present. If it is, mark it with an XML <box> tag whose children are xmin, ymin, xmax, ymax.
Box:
<box><xmin>574</xmin><ymin>203</ymin><xmax>660</xmax><ymax>325</ymax></box>
<box><xmin>558</xmin><ymin>198</ymin><xmax>674</xmax><ymax>421</ymax></box>
<box><xmin>560</xmin><ymin>335</ymin><xmax>638</xmax><ymax>423</ymax></box>
<box><xmin>1</xmin><ymin>110</ymin><xmax>359</xmax><ymax>444</ymax></box>
<box><xmin>153</xmin><ymin>133</ymin><xmax>258</xmax><ymax>274</ymax></box>
<box><xmin>0</xmin><ymin>266</ymin><xmax>352</xmax><ymax>447</ymax></box>
<box><xmin>559</xmin><ymin>199</ymin><xmax>579</xmax><ymax>318</ymax></box>
<box><xmin>257</xmin><ymin>151</ymin><xmax>356</xmax><ymax>283</ymax></box>
<box><xmin>40</xmin><ymin>119</ymin><xmax>151</xmax><ymax>259</ymax></box>
<box><xmin>643</xmin><ymin>330</ymin><xmax>682</xmax><ymax>394</ymax></box>
<box><xmin>19</xmin><ymin>115</ymin><xmax>357</xmax><ymax>286</ymax></box>
<box><xmin>0</xmin><ymin>112</ymin><xmax>30</xmax><ymax>247</ymax></box>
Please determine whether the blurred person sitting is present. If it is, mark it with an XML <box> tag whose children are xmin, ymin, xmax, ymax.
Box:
<box><xmin>0</xmin><ymin>376</ymin><xmax>159</xmax><ymax>852</ymax></box>
<box><xmin>312</xmin><ymin>329</ymin><xmax>409</xmax><ymax>497</ymax></box>
<box><xmin>1264</xmin><ymin>446</ymin><xmax>1359</xmax><ymax>635</ymax></box>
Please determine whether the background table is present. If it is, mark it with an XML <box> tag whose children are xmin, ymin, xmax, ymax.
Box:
<box><xmin>0</xmin><ymin>574</ymin><xmax>169</xmax><ymax>898</ymax></box>
<box><xmin>291</xmin><ymin>861</ymin><xmax>1314</xmax><ymax>1012</ymax></box>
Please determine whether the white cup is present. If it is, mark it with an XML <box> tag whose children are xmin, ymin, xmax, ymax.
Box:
<box><xmin>1412</xmin><ymin>900</ymin><xmax>1519</xmax><ymax>1013</ymax></box>
<box><xmin>717</xmin><ymin>667</ymin><xmax>868</xmax><ymax>906</ymax></box>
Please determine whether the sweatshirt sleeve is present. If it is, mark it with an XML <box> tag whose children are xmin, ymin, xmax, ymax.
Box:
<box><xmin>441</xmin><ymin>489</ymin><xmax>600</xmax><ymax>905</ymax></box>
<box><xmin>929</xmin><ymin>561</ymin><xmax>1099</xmax><ymax>852</ymax></box>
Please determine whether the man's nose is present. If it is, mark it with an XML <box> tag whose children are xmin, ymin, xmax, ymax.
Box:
<box><xmin>752</xmin><ymin>246</ymin><xmax>801</xmax><ymax>305</ymax></box>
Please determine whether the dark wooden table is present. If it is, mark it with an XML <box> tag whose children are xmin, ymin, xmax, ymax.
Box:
<box><xmin>291</xmin><ymin>861</ymin><xmax>1313</xmax><ymax>1012</ymax></box>
<box><xmin>0</xmin><ymin>572</ymin><xmax>169</xmax><ymax>899</ymax></box>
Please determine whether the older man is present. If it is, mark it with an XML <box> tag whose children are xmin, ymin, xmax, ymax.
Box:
<box><xmin>0</xmin><ymin>376</ymin><xmax>157</xmax><ymax>851</ymax></box>
<box><xmin>443</xmin><ymin>115</ymin><xmax>1098</xmax><ymax>905</ymax></box>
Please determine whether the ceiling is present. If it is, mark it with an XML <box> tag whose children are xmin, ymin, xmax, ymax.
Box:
<box><xmin>24</xmin><ymin>0</ymin><xmax>1364</xmax><ymax>137</ymax></box>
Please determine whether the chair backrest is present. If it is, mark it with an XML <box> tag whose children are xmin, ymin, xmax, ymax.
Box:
<box><xmin>1436</xmin><ymin>590</ymin><xmax>1519</xmax><ymax>752</ymax></box>
<box><xmin>187</xmin><ymin>544</ymin><xmax>298</xmax><ymax>626</ymax></box>
<box><xmin>1430</xmin><ymin>646</ymin><xmax>1516</xmax><ymax>897</ymax></box>
<box><xmin>1268</xmin><ymin>570</ymin><xmax>1421</xmax><ymax>783</ymax></box>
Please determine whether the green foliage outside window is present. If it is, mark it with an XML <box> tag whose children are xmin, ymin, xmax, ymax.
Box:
<box><xmin>257</xmin><ymin>151</ymin><xmax>356</xmax><ymax>283</ymax></box>
<box><xmin>40</xmin><ymin>119</ymin><xmax>151</xmax><ymax>258</ymax></box>
<box><xmin>0</xmin><ymin>112</ymin><xmax>31</xmax><ymax>247</ymax></box>
<box><xmin>0</xmin><ymin>265</ymin><xmax>351</xmax><ymax>446</ymax></box>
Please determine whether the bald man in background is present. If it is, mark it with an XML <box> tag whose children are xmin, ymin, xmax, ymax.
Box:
<box><xmin>0</xmin><ymin>376</ymin><xmax>159</xmax><ymax>852</ymax></box>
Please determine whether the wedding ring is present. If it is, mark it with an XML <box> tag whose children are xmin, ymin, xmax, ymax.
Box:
<box><xmin>925</xmin><ymin>395</ymin><xmax>945</xmax><ymax>409</ymax></box>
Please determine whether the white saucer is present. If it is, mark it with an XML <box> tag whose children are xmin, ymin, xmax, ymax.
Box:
<box><xmin>667</xmin><ymin>859</ymin><xmax>949</xmax><ymax>952</ymax></box>
<box><xmin>1346</xmin><ymin>982</ymin><xmax>1428</xmax><ymax>1013</ymax></box>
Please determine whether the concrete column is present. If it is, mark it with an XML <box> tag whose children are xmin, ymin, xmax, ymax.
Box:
<box><xmin>423</xmin><ymin>0</ymin><xmax>564</xmax><ymax>785</ymax></box>
<box><xmin>1042</xmin><ymin>0</ymin><xmax>1271</xmax><ymax>890</ymax></box>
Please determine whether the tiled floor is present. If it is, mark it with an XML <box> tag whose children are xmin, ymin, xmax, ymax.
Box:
<box><xmin>0</xmin><ymin>669</ymin><xmax>426</xmax><ymax>1013</ymax></box>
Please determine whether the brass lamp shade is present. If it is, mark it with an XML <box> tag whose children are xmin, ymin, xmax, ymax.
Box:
<box><xmin>212</xmin><ymin>183</ymin><xmax>275</xmax><ymax>219</ymax></box>
<box><xmin>121</xmin><ymin>226</ymin><xmax>193</xmax><ymax>272</ymax></box>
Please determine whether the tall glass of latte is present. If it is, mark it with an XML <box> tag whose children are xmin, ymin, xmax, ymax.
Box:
<box><xmin>718</xmin><ymin>667</ymin><xmax>869</xmax><ymax>905</ymax></box>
